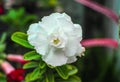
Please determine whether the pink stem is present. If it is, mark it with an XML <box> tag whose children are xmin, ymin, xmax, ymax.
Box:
<box><xmin>1</xmin><ymin>61</ymin><xmax>15</xmax><ymax>74</ymax></box>
<box><xmin>81</xmin><ymin>38</ymin><xmax>118</xmax><ymax>48</ymax></box>
<box><xmin>75</xmin><ymin>0</ymin><xmax>119</xmax><ymax>23</ymax></box>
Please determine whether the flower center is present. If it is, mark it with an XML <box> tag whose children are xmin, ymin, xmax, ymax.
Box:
<box><xmin>53</xmin><ymin>38</ymin><xmax>60</xmax><ymax>45</ymax></box>
<box><xmin>49</xmin><ymin>34</ymin><xmax>66</xmax><ymax>48</ymax></box>
<box><xmin>50</xmin><ymin>36</ymin><xmax>63</xmax><ymax>48</ymax></box>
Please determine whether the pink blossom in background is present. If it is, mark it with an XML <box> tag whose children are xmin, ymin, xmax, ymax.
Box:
<box><xmin>81</xmin><ymin>38</ymin><xmax>118</xmax><ymax>48</ymax></box>
<box><xmin>75</xmin><ymin>0</ymin><xmax>119</xmax><ymax>23</ymax></box>
<box><xmin>7</xmin><ymin>54</ymin><xmax>29</xmax><ymax>64</ymax></box>
<box><xmin>1</xmin><ymin>61</ymin><xmax>25</xmax><ymax>82</ymax></box>
<box><xmin>1</xmin><ymin>61</ymin><xmax>15</xmax><ymax>74</ymax></box>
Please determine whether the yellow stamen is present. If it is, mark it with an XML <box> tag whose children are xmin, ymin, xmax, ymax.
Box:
<box><xmin>53</xmin><ymin>38</ymin><xmax>60</xmax><ymax>44</ymax></box>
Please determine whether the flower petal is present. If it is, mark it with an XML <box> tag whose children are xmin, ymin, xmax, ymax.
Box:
<box><xmin>27</xmin><ymin>23</ymin><xmax>40</xmax><ymax>35</ymax></box>
<box><xmin>42</xmin><ymin>48</ymin><xmax>68</xmax><ymax>66</ymax></box>
<box><xmin>67</xmin><ymin>56</ymin><xmax>77</xmax><ymax>63</ymax></box>
<box><xmin>65</xmin><ymin>39</ymin><xmax>79</xmax><ymax>57</ymax></box>
<box><xmin>73</xmin><ymin>24</ymin><xmax>82</xmax><ymax>39</ymax></box>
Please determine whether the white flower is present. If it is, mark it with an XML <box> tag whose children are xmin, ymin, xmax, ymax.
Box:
<box><xmin>27</xmin><ymin>13</ymin><xmax>85</xmax><ymax>66</ymax></box>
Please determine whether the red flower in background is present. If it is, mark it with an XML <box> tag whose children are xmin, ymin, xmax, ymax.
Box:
<box><xmin>1</xmin><ymin>61</ymin><xmax>25</xmax><ymax>82</ymax></box>
<box><xmin>0</xmin><ymin>4</ymin><xmax>4</xmax><ymax>14</ymax></box>
<box><xmin>7</xmin><ymin>68</ymin><xmax>25</xmax><ymax>82</ymax></box>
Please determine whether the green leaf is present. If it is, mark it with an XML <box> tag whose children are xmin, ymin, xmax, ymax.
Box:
<box><xmin>0</xmin><ymin>32</ymin><xmax>7</xmax><ymax>43</ymax></box>
<box><xmin>67</xmin><ymin>65</ymin><xmax>78</xmax><ymax>76</ymax></box>
<box><xmin>24</xmin><ymin>51</ymin><xmax>41</xmax><ymax>60</ymax></box>
<box><xmin>23</xmin><ymin>61</ymin><xmax>38</xmax><ymax>69</ymax></box>
<box><xmin>25</xmin><ymin>67</ymin><xmax>46</xmax><ymax>81</ymax></box>
<box><xmin>25</xmin><ymin>72</ymin><xmax>32</xmax><ymax>82</ymax></box>
<box><xmin>45</xmin><ymin>70</ymin><xmax>55</xmax><ymax>82</ymax></box>
<box><xmin>56</xmin><ymin>75</ymin><xmax>82</xmax><ymax>82</ymax></box>
<box><xmin>0</xmin><ymin>44</ymin><xmax>6</xmax><ymax>53</ymax></box>
<box><xmin>11</xmin><ymin>32</ymin><xmax>34</xmax><ymax>49</ymax></box>
<box><xmin>55</xmin><ymin>65</ymin><xmax>78</xmax><ymax>79</ymax></box>
<box><xmin>39</xmin><ymin>61</ymin><xmax>46</xmax><ymax>69</ymax></box>
<box><xmin>30</xmin><ymin>67</ymin><xmax>41</xmax><ymax>81</ymax></box>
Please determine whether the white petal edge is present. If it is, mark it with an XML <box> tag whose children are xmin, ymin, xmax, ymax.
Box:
<box><xmin>42</xmin><ymin>48</ymin><xmax>68</xmax><ymax>66</ymax></box>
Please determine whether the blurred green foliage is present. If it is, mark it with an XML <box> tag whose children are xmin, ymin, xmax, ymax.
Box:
<box><xmin>38</xmin><ymin>0</ymin><xmax>58</xmax><ymax>8</ymax></box>
<box><xmin>0</xmin><ymin>72</ymin><xmax>6</xmax><ymax>82</ymax></box>
<box><xmin>0</xmin><ymin>8</ymin><xmax>37</xmax><ymax>35</ymax></box>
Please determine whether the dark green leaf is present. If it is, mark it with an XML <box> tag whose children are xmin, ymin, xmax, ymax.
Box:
<box><xmin>55</xmin><ymin>65</ymin><xmax>78</xmax><ymax>79</ymax></box>
<box><xmin>55</xmin><ymin>65</ymin><xmax>69</xmax><ymax>79</ymax></box>
<box><xmin>23</xmin><ymin>61</ymin><xmax>38</xmax><ymax>69</ymax></box>
<box><xmin>25</xmin><ymin>67</ymin><xmax>46</xmax><ymax>81</ymax></box>
<box><xmin>30</xmin><ymin>67</ymin><xmax>41</xmax><ymax>81</ymax></box>
<box><xmin>24</xmin><ymin>51</ymin><xmax>41</xmax><ymax>60</ymax></box>
<box><xmin>39</xmin><ymin>60</ymin><xmax>46</xmax><ymax>69</ymax></box>
<box><xmin>56</xmin><ymin>75</ymin><xmax>82</xmax><ymax>82</ymax></box>
<box><xmin>11</xmin><ymin>32</ymin><xmax>34</xmax><ymax>49</ymax></box>
<box><xmin>45</xmin><ymin>70</ymin><xmax>55</xmax><ymax>82</ymax></box>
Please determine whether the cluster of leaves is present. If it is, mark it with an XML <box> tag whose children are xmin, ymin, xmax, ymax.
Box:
<box><xmin>0</xmin><ymin>8</ymin><xmax>37</xmax><ymax>35</ymax></box>
<box><xmin>11</xmin><ymin>32</ymin><xmax>82</xmax><ymax>82</ymax></box>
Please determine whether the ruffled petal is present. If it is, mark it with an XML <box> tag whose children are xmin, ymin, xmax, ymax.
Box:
<box><xmin>65</xmin><ymin>39</ymin><xmax>79</xmax><ymax>57</ymax></box>
<box><xmin>57</xmin><ymin>17</ymin><xmax>74</xmax><ymax>35</ymax></box>
<box><xmin>67</xmin><ymin>56</ymin><xmax>77</xmax><ymax>63</ymax></box>
<box><xmin>27</xmin><ymin>23</ymin><xmax>41</xmax><ymax>35</ymax></box>
<box><xmin>73</xmin><ymin>24</ymin><xmax>82</xmax><ymax>39</ymax></box>
<box><xmin>42</xmin><ymin>48</ymin><xmax>68</xmax><ymax>66</ymax></box>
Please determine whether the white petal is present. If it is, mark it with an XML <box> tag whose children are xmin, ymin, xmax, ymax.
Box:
<box><xmin>73</xmin><ymin>24</ymin><xmax>82</xmax><ymax>39</ymax></box>
<box><xmin>50</xmin><ymin>13</ymin><xmax>62</xmax><ymax>18</ymax></box>
<box><xmin>76</xmin><ymin>45</ymin><xmax>85</xmax><ymax>57</ymax></box>
<box><xmin>28</xmin><ymin>34</ymin><xmax>38</xmax><ymax>46</ymax></box>
<box><xmin>42</xmin><ymin>48</ymin><xmax>68</xmax><ymax>66</ymax></box>
<box><xmin>27</xmin><ymin>23</ymin><xmax>40</xmax><ymax>35</ymax></box>
<box><xmin>64</xmin><ymin>39</ymin><xmax>78</xmax><ymax>57</ymax></box>
<box><xmin>39</xmin><ymin>14</ymin><xmax>59</xmax><ymax>34</ymax></box>
<box><xmin>67</xmin><ymin>56</ymin><xmax>77</xmax><ymax>63</ymax></box>
<box><xmin>62</xmin><ymin>13</ymin><xmax>71</xmax><ymax>21</ymax></box>
<box><xmin>35</xmin><ymin>43</ymin><xmax>48</xmax><ymax>56</ymax></box>
<box><xmin>27</xmin><ymin>23</ymin><xmax>47</xmax><ymax>45</ymax></box>
<box><xmin>57</xmin><ymin>17</ymin><xmax>74</xmax><ymax>35</ymax></box>
<box><xmin>33</xmin><ymin>33</ymin><xmax>49</xmax><ymax>55</ymax></box>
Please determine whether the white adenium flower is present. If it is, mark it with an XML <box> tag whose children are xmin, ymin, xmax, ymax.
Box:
<box><xmin>27</xmin><ymin>13</ymin><xmax>85</xmax><ymax>66</ymax></box>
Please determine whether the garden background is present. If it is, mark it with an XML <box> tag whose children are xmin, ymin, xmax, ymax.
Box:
<box><xmin>0</xmin><ymin>0</ymin><xmax>120</xmax><ymax>82</ymax></box>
